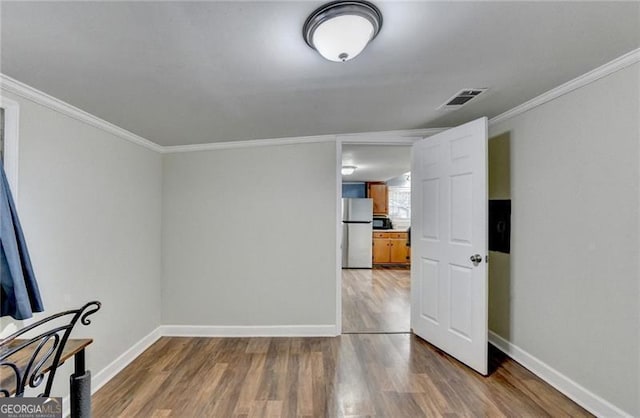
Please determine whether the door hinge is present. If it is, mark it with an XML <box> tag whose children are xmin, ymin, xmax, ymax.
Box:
<box><xmin>485</xmin><ymin>255</ymin><xmax>489</xmax><ymax>263</ymax></box>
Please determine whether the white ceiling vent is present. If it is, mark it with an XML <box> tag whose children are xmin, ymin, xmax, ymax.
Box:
<box><xmin>439</xmin><ymin>88</ymin><xmax>488</xmax><ymax>110</ymax></box>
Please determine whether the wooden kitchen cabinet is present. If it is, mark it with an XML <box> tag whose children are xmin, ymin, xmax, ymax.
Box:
<box><xmin>372</xmin><ymin>237</ymin><xmax>391</xmax><ymax>263</ymax></box>
<box><xmin>389</xmin><ymin>238</ymin><xmax>408</xmax><ymax>263</ymax></box>
<box><xmin>368</xmin><ymin>183</ymin><xmax>388</xmax><ymax>216</ymax></box>
<box><xmin>372</xmin><ymin>231</ymin><xmax>410</xmax><ymax>265</ymax></box>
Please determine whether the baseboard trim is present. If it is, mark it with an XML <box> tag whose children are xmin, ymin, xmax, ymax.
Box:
<box><xmin>57</xmin><ymin>327</ymin><xmax>630</xmax><ymax>417</ymax></box>
<box><xmin>92</xmin><ymin>327</ymin><xmax>162</xmax><ymax>393</ymax></box>
<box><xmin>62</xmin><ymin>326</ymin><xmax>162</xmax><ymax>417</ymax></box>
<box><xmin>61</xmin><ymin>324</ymin><xmax>336</xmax><ymax>414</ymax></box>
<box><xmin>161</xmin><ymin>324</ymin><xmax>339</xmax><ymax>337</ymax></box>
<box><xmin>488</xmin><ymin>331</ymin><xmax>632</xmax><ymax>418</ymax></box>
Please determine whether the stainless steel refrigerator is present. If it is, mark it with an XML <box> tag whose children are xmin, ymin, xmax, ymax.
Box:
<box><xmin>342</xmin><ymin>198</ymin><xmax>373</xmax><ymax>268</ymax></box>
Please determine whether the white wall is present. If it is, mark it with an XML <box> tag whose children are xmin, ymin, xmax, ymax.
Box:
<box><xmin>0</xmin><ymin>90</ymin><xmax>163</xmax><ymax>398</ymax></box>
<box><xmin>489</xmin><ymin>63</ymin><xmax>640</xmax><ymax>416</ymax></box>
<box><xmin>162</xmin><ymin>142</ymin><xmax>338</xmax><ymax>329</ymax></box>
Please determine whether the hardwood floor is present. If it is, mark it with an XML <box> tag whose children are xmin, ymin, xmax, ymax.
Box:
<box><xmin>92</xmin><ymin>269</ymin><xmax>589</xmax><ymax>417</ymax></box>
<box><xmin>342</xmin><ymin>268</ymin><xmax>410</xmax><ymax>333</ymax></box>
<box><xmin>92</xmin><ymin>335</ymin><xmax>591</xmax><ymax>417</ymax></box>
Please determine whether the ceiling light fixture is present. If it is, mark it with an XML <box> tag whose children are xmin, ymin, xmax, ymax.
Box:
<box><xmin>303</xmin><ymin>1</ymin><xmax>382</xmax><ymax>63</ymax></box>
<box><xmin>341</xmin><ymin>166</ymin><xmax>357</xmax><ymax>175</ymax></box>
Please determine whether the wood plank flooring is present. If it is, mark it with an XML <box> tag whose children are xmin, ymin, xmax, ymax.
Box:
<box><xmin>92</xmin><ymin>268</ymin><xmax>589</xmax><ymax>417</ymax></box>
<box><xmin>92</xmin><ymin>335</ymin><xmax>590</xmax><ymax>417</ymax></box>
<box><xmin>342</xmin><ymin>268</ymin><xmax>410</xmax><ymax>333</ymax></box>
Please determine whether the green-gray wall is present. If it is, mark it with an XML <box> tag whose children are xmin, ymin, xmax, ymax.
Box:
<box><xmin>0</xmin><ymin>89</ymin><xmax>163</xmax><ymax>400</ymax></box>
<box><xmin>489</xmin><ymin>63</ymin><xmax>640</xmax><ymax>415</ymax></box>
<box><xmin>161</xmin><ymin>142</ymin><xmax>338</xmax><ymax>328</ymax></box>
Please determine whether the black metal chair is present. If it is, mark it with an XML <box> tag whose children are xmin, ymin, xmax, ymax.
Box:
<box><xmin>0</xmin><ymin>301</ymin><xmax>101</xmax><ymax>398</ymax></box>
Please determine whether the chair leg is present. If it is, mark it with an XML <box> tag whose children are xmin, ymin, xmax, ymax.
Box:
<box><xmin>70</xmin><ymin>350</ymin><xmax>91</xmax><ymax>418</ymax></box>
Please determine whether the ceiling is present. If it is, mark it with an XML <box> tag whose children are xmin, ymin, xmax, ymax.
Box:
<box><xmin>342</xmin><ymin>144</ymin><xmax>410</xmax><ymax>182</ymax></box>
<box><xmin>1</xmin><ymin>2</ymin><xmax>638</xmax><ymax>147</ymax></box>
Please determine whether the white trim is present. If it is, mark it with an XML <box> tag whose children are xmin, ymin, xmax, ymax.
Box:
<box><xmin>161</xmin><ymin>128</ymin><xmax>446</xmax><ymax>153</ymax></box>
<box><xmin>60</xmin><ymin>324</ymin><xmax>337</xmax><ymax>415</ymax></box>
<box><xmin>2</xmin><ymin>49</ymin><xmax>637</xmax><ymax>155</ymax></box>
<box><xmin>0</xmin><ymin>74</ymin><xmax>164</xmax><ymax>153</ymax></box>
<box><xmin>488</xmin><ymin>331</ymin><xmax>632</xmax><ymax>418</ymax></box>
<box><xmin>0</xmin><ymin>96</ymin><xmax>20</xmax><ymax>199</ymax></box>
<box><xmin>62</xmin><ymin>326</ymin><xmax>162</xmax><ymax>418</ymax></box>
<box><xmin>490</xmin><ymin>48</ymin><xmax>640</xmax><ymax>126</ymax></box>
<box><xmin>338</xmin><ymin>128</ymin><xmax>447</xmax><ymax>144</ymax></box>
<box><xmin>0</xmin><ymin>72</ymin><xmax>440</xmax><ymax>153</ymax></box>
<box><xmin>54</xmin><ymin>326</ymin><xmax>631</xmax><ymax>417</ymax></box>
<box><xmin>62</xmin><ymin>396</ymin><xmax>70</xmax><ymax>417</ymax></box>
<box><xmin>163</xmin><ymin>134</ymin><xmax>337</xmax><ymax>153</ymax></box>
<box><xmin>0</xmin><ymin>75</ymin><xmax>446</xmax><ymax>154</ymax></box>
<box><xmin>338</xmin><ymin>137</ymin><xmax>418</xmax><ymax>146</ymax></box>
<box><xmin>638</xmin><ymin>61</ymin><xmax>640</xmax><ymax>414</ymax></box>
<box><xmin>335</xmin><ymin>139</ymin><xmax>343</xmax><ymax>335</ymax></box>
<box><xmin>91</xmin><ymin>327</ymin><xmax>162</xmax><ymax>393</ymax></box>
<box><xmin>161</xmin><ymin>324</ymin><xmax>339</xmax><ymax>337</ymax></box>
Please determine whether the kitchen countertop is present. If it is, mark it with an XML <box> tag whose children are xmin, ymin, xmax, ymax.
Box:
<box><xmin>373</xmin><ymin>229</ymin><xmax>409</xmax><ymax>233</ymax></box>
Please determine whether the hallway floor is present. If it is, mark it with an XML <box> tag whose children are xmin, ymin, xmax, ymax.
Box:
<box><xmin>342</xmin><ymin>268</ymin><xmax>410</xmax><ymax>333</ymax></box>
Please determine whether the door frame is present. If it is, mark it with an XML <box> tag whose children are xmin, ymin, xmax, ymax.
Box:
<box><xmin>0</xmin><ymin>96</ymin><xmax>20</xmax><ymax>199</ymax></box>
<box><xmin>334</xmin><ymin>131</ymin><xmax>445</xmax><ymax>334</ymax></box>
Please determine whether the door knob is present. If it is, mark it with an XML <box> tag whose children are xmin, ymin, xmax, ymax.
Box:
<box><xmin>470</xmin><ymin>254</ymin><xmax>482</xmax><ymax>266</ymax></box>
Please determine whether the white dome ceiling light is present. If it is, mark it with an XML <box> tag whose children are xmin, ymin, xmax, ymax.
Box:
<box><xmin>303</xmin><ymin>1</ymin><xmax>383</xmax><ymax>63</ymax></box>
<box><xmin>341</xmin><ymin>166</ymin><xmax>357</xmax><ymax>175</ymax></box>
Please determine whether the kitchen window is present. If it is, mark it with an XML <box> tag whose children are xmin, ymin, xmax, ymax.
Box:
<box><xmin>388</xmin><ymin>187</ymin><xmax>411</xmax><ymax>220</ymax></box>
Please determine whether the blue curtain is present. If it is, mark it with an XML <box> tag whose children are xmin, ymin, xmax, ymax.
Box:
<box><xmin>0</xmin><ymin>161</ymin><xmax>44</xmax><ymax>319</ymax></box>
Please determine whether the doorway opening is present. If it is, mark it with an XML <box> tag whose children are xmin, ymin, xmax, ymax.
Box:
<box><xmin>339</xmin><ymin>143</ymin><xmax>412</xmax><ymax>334</ymax></box>
<box><xmin>337</xmin><ymin>118</ymin><xmax>492</xmax><ymax>377</ymax></box>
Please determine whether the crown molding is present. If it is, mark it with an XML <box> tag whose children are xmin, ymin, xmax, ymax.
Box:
<box><xmin>0</xmin><ymin>74</ymin><xmax>446</xmax><ymax>153</ymax></box>
<box><xmin>4</xmin><ymin>47</ymin><xmax>636</xmax><ymax>153</ymax></box>
<box><xmin>489</xmin><ymin>48</ymin><xmax>640</xmax><ymax>126</ymax></box>
<box><xmin>338</xmin><ymin>137</ymin><xmax>417</xmax><ymax>146</ymax></box>
<box><xmin>163</xmin><ymin>127</ymin><xmax>450</xmax><ymax>153</ymax></box>
<box><xmin>162</xmin><ymin>134</ymin><xmax>337</xmax><ymax>153</ymax></box>
<box><xmin>0</xmin><ymin>74</ymin><xmax>164</xmax><ymax>153</ymax></box>
<box><xmin>338</xmin><ymin>127</ymin><xmax>448</xmax><ymax>145</ymax></box>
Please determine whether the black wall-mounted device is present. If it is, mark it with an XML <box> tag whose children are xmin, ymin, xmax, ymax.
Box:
<box><xmin>489</xmin><ymin>200</ymin><xmax>511</xmax><ymax>253</ymax></box>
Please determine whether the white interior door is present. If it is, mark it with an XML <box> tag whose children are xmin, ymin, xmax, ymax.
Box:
<box><xmin>410</xmin><ymin>117</ymin><xmax>488</xmax><ymax>375</ymax></box>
